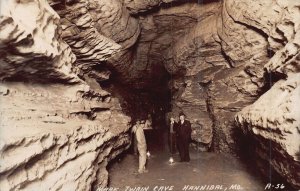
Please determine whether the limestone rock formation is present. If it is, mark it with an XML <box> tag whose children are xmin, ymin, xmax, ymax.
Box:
<box><xmin>49</xmin><ymin>0</ymin><xmax>125</xmax><ymax>82</ymax></box>
<box><xmin>168</xmin><ymin>0</ymin><xmax>300</xmax><ymax>153</ymax></box>
<box><xmin>87</xmin><ymin>0</ymin><xmax>141</xmax><ymax>87</ymax></box>
<box><xmin>0</xmin><ymin>0</ymin><xmax>131</xmax><ymax>190</ymax></box>
<box><xmin>0</xmin><ymin>0</ymin><xmax>300</xmax><ymax>189</ymax></box>
<box><xmin>0</xmin><ymin>83</ymin><xmax>131</xmax><ymax>191</ymax></box>
<box><xmin>235</xmin><ymin>73</ymin><xmax>300</xmax><ymax>188</ymax></box>
<box><xmin>124</xmin><ymin>0</ymin><xmax>177</xmax><ymax>14</ymax></box>
<box><xmin>164</xmin><ymin>0</ymin><xmax>266</xmax><ymax>151</ymax></box>
<box><xmin>0</xmin><ymin>0</ymin><xmax>79</xmax><ymax>83</ymax></box>
<box><xmin>165</xmin><ymin>1</ymin><xmax>300</xmax><ymax>187</ymax></box>
<box><xmin>234</xmin><ymin>1</ymin><xmax>300</xmax><ymax>187</ymax></box>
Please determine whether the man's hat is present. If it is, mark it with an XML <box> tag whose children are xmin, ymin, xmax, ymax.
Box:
<box><xmin>179</xmin><ymin>112</ymin><xmax>185</xmax><ymax>117</ymax></box>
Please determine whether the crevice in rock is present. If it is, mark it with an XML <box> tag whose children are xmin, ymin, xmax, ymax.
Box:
<box><xmin>220</xmin><ymin>48</ymin><xmax>235</xmax><ymax>68</ymax></box>
<box><xmin>223</xmin><ymin>1</ymin><xmax>269</xmax><ymax>41</ymax></box>
<box><xmin>201</xmin><ymin>80</ymin><xmax>214</xmax><ymax>151</ymax></box>
<box><xmin>206</xmin><ymin>93</ymin><xmax>217</xmax><ymax>152</ymax></box>
<box><xmin>96</xmin><ymin>57</ymin><xmax>172</xmax><ymax>127</ymax></box>
<box><xmin>1</xmin><ymin>0</ymin><xmax>300</xmax><ymax>189</ymax></box>
<box><xmin>128</xmin><ymin>0</ymin><xmax>200</xmax><ymax>16</ymax></box>
<box><xmin>231</xmin><ymin>126</ymin><xmax>295</xmax><ymax>190</ymax></box>
<box><xmin>258</xmin><ymin>70</ymin><xmax>288</xmax><ymax>96</ymax></box>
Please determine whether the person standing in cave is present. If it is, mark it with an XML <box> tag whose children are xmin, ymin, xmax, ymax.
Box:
<box><xmin>168</xmin><ymin>117</ymin><xmax>178</xmax><ymax>154</ymax></box>
<box><xmin>132</xmin><ymin>121</ymin><xmax>148</xmax><ymax>173</ymax></box>
<box><xmin>176</xmin><ymin>112</ymin><xmax>192</xmax><ymax>162</ymax></box>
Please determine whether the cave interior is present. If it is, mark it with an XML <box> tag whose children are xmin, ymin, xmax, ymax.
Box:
<box><xmin>0</xmin><ymin>0</ymin><xmax>299</xmax><ymax>190</ymax></box>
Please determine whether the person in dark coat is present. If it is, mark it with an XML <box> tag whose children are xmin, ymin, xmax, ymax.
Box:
<box><xmin>176</xmin><ymin>112</ymin><xmax>192</xmax><ymax>162</ymax></box>
<box><xmin>168</xmin><ymin>117</ymin><xmax>177</xmax><ymax>154</ymax></box>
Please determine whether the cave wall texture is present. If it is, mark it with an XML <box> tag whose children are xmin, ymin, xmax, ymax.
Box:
<box><xmin>0</xmin><ymin>0</ymin><xmax>299</xmax><ymax>190</ymax></box>
<box><xmin>0</xmin><ymin>0</ymin><xmax>130</xmax><ymax>190</ymax></box>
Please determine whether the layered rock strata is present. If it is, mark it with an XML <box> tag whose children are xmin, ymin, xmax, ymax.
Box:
<box><xmin>168</xmin><ymin>0</ymin><xmax>300</xmax><ymax>153</ymax></box>
<box><xmin>124</xmin><ymin>0</ymin><xmax>177</xmax><ymax>14</ymax></box>
<box><xmin>163</xmin><ymin>1</ymin><xmax>300</xmax><ymax>187</ymax></box>
<box><xmin>236</xmin><ymin>73</ymin><xmax>300</xmax><ymax>189</ymax></box>
<box><xmin>0</xmin><ymin>0</ymin><xmax>78</xmax><ymax>83</ymax></box>
<box><xmin>0</xmin><ymin>0</ymin><xmax>299</xmax><ymax>189</ymax></box>
<box><xmin>0</xmin><ymin>83</ymin><xmax>130</xmax><ymax>190</ymax></box>
<box><xmin>0</xmin><ymin>0</ymin><xmax>131</xmax><ymax>190</ymax></box>
<box><xmin>235</xmin><ymin>1</ymin><xmax>300</xmax><ymax>187</ymax></box>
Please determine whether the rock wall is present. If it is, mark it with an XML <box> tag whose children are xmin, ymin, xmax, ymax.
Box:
<box><xmin>0</xmin><ymin>0</ymin><xmax>79</xmax><ymax>83</ymax></box>
<box><xmin>0</xmin><ymin>83</ymin><xmax>130</xmax><ymax>190</ymax></box>
<box><xmin>1</xmin><ymin>0</ymin><xmax>299</xmax><ymax>189</ymax></box>
<box><xmin>164</xmin><ymin>0</ymin><xmax>265</xmax><ymax>151</ymax></box>
<box><xmin>159</xmin><ymin>0</ymin><xmax>300</xmax><ymax>187</ymax></box>
<box><xmin>92</xmin><ymin>0</ymin><xmax>141</xmax><ymax>88</ymax></box>
<box><xmin>110</xmin><ymin>0</ymin><xmax>271</xmax><ymax>152</ymax></box>
<box><xmin>167</xmin><ymin>0</ymin><xmax>300</xmax><ymax>153</ymax></box>
<box><xmin>236</xmin><ymin>73</ymin><xmax>300</xmax><ymax>188</ymax></box>
<box><xmin>235</xmin><ymin>1</ymin><xmax>300</xmax><ymax>187</ymax></box>
<box><xmin>0</xmin><ymin>0</ymin><xmax>131</xmax><ymax>190</ymax></box>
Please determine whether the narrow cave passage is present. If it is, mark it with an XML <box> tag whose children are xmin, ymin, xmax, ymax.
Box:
<box><xmin>102</xmin><ymin>66</ymin><xmax>288</xmax><ymax>191</ymax></box>
<box><xmin>1</xmin><ymin>0</ymin><xmax>299</xmax><ymax>190</ymax></box>
<box><xmin>103</xmin><ymin>75</ymin><xmax>295</xmax><ymax>191</ymax></box>
<box><xmin>98</xmin><ymin>11</ymin><xmax>295</xmax><ymax>191</ymax></box>
<box><xmin>107</xmin><ymin>131</ymin><xmax>267</xmax><ymax>191</ymax></box>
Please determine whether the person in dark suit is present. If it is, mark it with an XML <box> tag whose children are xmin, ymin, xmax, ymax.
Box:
<box><xmin>168</xmin><ymin>117</ymin><xmax>177</xmax><ymax>154</ymax></box>
<box><xmin>176</xmin><ymin>112</ymin><xmax>192</xmax><ymax>162</ymax></box>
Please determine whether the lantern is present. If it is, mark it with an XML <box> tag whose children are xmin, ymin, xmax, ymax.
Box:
<box><xmin>169</xmin><ymin>157</ymin><xmax>174</xmax><ymax>164</ymax></box>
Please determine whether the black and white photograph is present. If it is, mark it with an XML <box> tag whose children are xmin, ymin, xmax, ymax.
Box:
<box><xmin>0</xmin><ymin>0</ymin><xmax>299</xmax><ymax>190</ymax></box>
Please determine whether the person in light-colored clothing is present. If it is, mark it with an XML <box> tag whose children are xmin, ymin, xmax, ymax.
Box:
<box><xmin>132</xmin><ymin>121</ymin><xmax>148</xmax><ymax>173</ymax></box>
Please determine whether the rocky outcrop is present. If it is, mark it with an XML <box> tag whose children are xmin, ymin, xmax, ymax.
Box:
<box><xmin>49</xmin><ymin>0</ymin><xmax>126</xmax><ymax>82</ymax></box>
<box><xmin>235</xmin><ymin>1</ymin><xmax>300</xmax><ymax>187</ymax></box>
<box><xmin>92</xmin><ymin>0</ymin><xmax>141</xmax><ymax>87</ymax></box>
<box><xmin>165</xmin><ymin>0</ymin><xmax>266</xmax><ymax>151</ymax></box>
<box><xmin>235</xmin><ymin>73</ymin><xmax>300</xmax><ymax>188</ymax></box>
<box><xmin>0</xmin><ymin>0</ymin><xmax>79</xmax><ymax>83</ymax></box>
<box><xmin>1</xmin><ymin>0</ymin><xmax>299</xmax><ymax>189</ymax></box>
<box><xmin>168</xmin><ymin>0</ymin><xmax>300</xmax><ymax>155</ymax></box>
<box><xmin>0</xmin><ymin>83</ymin><xmax>131</xmax><ymax>191</ymax></box>
<box><xmin>124</xmin><ymin>0</ymin><xmax>177</xmax><ymax>14</ymax></box>
<box><xmin>202</xmin><ymin>0</ymin><xmax>272</xmax><ymax>152</ymax></box>
<box><xmin>0</xmin><ymin>0</ymin><xmax>131</xmax><ymax>190</ymax></box>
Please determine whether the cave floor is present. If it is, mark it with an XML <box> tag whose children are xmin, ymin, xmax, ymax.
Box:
<box><xmin>108</xmin><ymin>130</ymin><xmax>266</xmax><ymax>191</ymax></box>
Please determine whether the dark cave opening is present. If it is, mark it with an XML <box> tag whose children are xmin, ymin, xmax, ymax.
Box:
<box><xmin>99</xmin><ymin>60</ymin><xmax>296</xmax><ymax>190</ymax></box>
<box><xmin>232</xmin><ymin>126</ymin><xmax>294</xmax><ymax>190</ymax></box>
<box><xmin>89</xmin><ymin>2</ymin><xmax>297</xmax><ymax>189</ymax></box>
<box><xmin>99</xmin><ymin>61</ymin><xmax>174</xmax><ymax>166</ymax></box>
<box><xmin>129</xmin><ymin>0</ymin><xmax>221</xmax><ymax>17</ymax></box>
<box><xmin>1</xmin><ymin>0</ymin><xmax>299</xmax><ymax>190</ymax></box>
<box><xmin>258</xmin><ymin>69</ymin><xmax>288</xmax><ymax>96</ymax></box>
<box><xmin>98</xmin><ymin>61</ymin><xmax>172</xmax><ymax>130</ymax></box>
